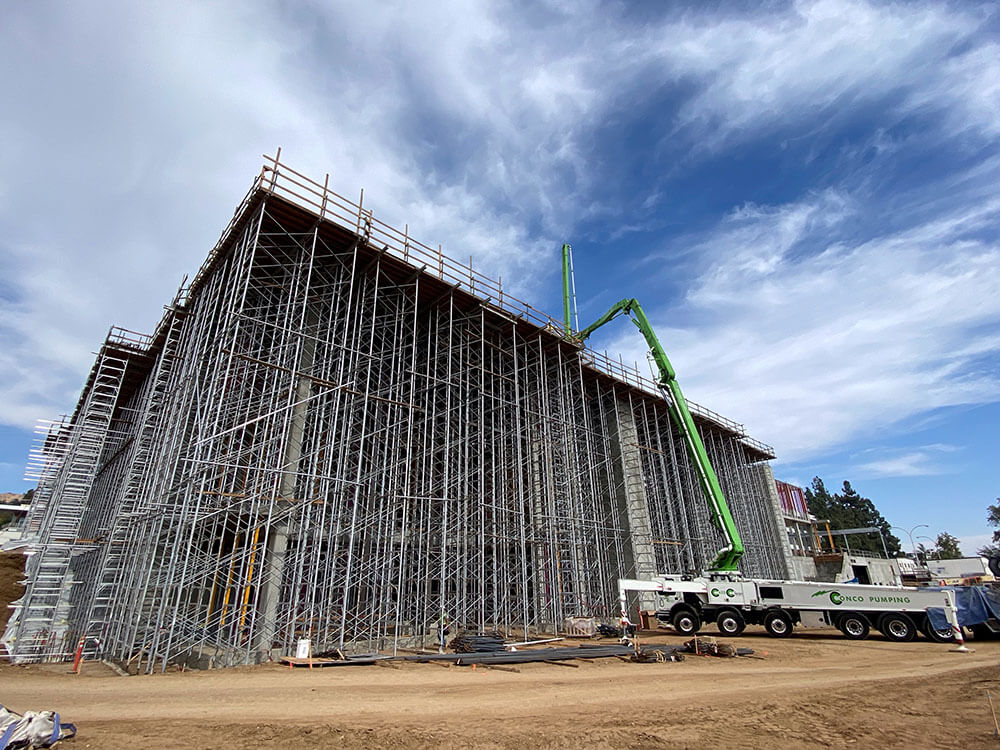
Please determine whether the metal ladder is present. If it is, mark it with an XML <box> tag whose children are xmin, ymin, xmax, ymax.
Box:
<box><xmin>84</xmin><ymin>317</ymin><xmax>185</xmax><ymax>655</ymax></box>
<box><xmin>9</xmin><ymin>350</ymin><xmax>126</xmax><ymax>661</ymax></box>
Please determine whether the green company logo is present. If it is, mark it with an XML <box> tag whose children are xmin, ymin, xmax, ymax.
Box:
<box><xmin>812</xmin><ymin>589</ymin><xmax>844</xmax><ymax>605</ymax></box>
<box><xmin>710</xmin><ymin>587</ymin><xmax>738</xmax><ymax>598</ymax></box>
<box><xmin>711</xmin><ymin>588</ymin><xmax>720</xmax><ymax>597</ymax></box>
<box><xmin>810</xmin><ymin>589</ymin><xmax>906</xmax><ymax>606</ymax></box>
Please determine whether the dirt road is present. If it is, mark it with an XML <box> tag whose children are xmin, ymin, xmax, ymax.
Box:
<box><xmin>2</xmin><ymin>630</ymin><xmax>998</xmax><ymax>749</ymax></box>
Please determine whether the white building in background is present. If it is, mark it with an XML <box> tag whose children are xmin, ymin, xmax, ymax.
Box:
<box><xmin>772</xmin><ymin>479</ymin><xmax>902</xmax><ymax>586</ymax></box>
<box><xmin>0</xmin><ymin>504</ymin><xmax>29</xmax><ymax>546</ymax></box>
<box><xmin>926</xmin><ymin>557</ymin><xmax>994</xmax><ymax>584</ymax></box>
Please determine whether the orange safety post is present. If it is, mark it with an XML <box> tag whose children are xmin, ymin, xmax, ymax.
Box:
<box><xmin>72</xmin><ymin>636</ymin><xmax>86</xmax><ymax>674</ymax></box>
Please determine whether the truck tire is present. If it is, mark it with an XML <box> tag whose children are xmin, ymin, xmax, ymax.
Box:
<box><xmin>919</xmin><ymin>615</ymin><xmax>954</xmax><ymax>643</ymax></box>
<box><xmin>838</xmin><ymin>612</ymin><xmax>870</xmax><ymax>640</ymax></box>
<box><xmin>763</xmin><ymin>609</ymin><xmax>793</xmax><ymax>638</ymax></box>
<box><xmin>671</xmin><ymin>605</ymin><xmax>701</xmax><ymax>636</ymax></box>
<box><xmin>716</xmin><ymin>608</ymin><xmax>746</xmax><ymax>636</ymax></box>
<box><xmin>879</xmin><ymin>613</ymin><xmax>916</xmax><ymax>642</ymax></box>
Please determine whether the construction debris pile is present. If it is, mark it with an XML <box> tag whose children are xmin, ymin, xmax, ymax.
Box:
<box><xmin>632</xmin><ymin>646</ymin><xmax>685</xmax><ymax>663</ymax></box>
<box><xmin>681</xmin><ymin>637</ymin><xmax>754</xmax><ymax>658</ymax></box>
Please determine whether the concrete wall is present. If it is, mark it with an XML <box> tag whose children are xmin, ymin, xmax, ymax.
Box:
<box><xmin>791</xmin><ymin>553</ymin><xmax>901</xmax><ymax>585</ymax></box>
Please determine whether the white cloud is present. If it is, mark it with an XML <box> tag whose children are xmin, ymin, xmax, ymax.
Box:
<box><xmin>608</xmin><ymin>182</ymin><xmax>1000</xmax><ymax>462</ymax></box>
<box><xmin>648</xmin><ymin>0</ymin><xmax>996</xmax><ymax>149</ymax></box>
<box><xmin>0</xmin><ymin>0</ymin><xmax>599</xmax><ymax>428</ymax></box>
<box><xmin>854</xmin><ymin>450</ymin><xmax>956</xmax><ymax>479</ymax></box>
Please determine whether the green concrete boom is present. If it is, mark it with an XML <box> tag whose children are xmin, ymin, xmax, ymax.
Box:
<box><xmin>563</xmin><ymin>250</ymin><xmax>744</xmax><ymax>572</ymax></box>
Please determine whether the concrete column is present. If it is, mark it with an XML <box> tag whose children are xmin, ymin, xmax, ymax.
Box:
<box><xmin>255</xmin><ymin>309</ymin><xmax>317</xmax><ymax>658</ymax></box>
<box><xmin>609</xmin><ymin>395</ymin><xmax>657</xmax><ymax>609</ymax></box>
<box><xmin>754</xmin><ymin>463</ymin><xmax>794</xmax><ymax>579</ymax></box>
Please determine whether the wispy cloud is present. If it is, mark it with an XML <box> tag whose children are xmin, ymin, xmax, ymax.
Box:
<box><xmin>0</xmin><ymin>0</ymin><xmax>604</xmax><ymax>427</ymax></box>
<box><xmin>854</xmin><ymin>445</ymin><xmax>961</xmax><ymax>479</ymax></box>
<box><xmin>649</xmin><ymin>0</ymin><xmax>997</xmax><ymax>150</ymax></box>
<box><xmin>608</xmin><ymin>174</ymin><xmax>1000</xmax><ymax>461</ymax></box>
<box><xmin>855</xmin><ymin>455</ymin><xmax>938</xmax><ymax>479</ymax></box>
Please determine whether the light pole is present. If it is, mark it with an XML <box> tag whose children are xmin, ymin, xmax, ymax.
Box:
<box><xmin>891</xmin><ymin>524</ymin><xmax>929</xmax><ymax>565</ymax></box>
<box><xmin>917</xmin><ymin>535</ymin><xmax>938</xmax><ymax>562</ymax></box>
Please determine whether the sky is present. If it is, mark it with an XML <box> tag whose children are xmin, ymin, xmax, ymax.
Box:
<box><xmin>0</xmin><ymin>0</ymin><xmax>997</xmax><ymax>554</ymax></box>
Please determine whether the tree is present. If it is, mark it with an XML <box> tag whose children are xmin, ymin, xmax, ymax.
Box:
<box><xmin>979</xmin><ymin>543</ymin><xmax>1000</xmax><ymax>558</ymax></box>
<box><xmin>804</xmin><ymin>477</ymin><xmax>901</xmax><ymax>555</ymax></box>
<box><xmin>804</xmin><ymin>479</ymin><xmax>833</xmax><ymax>527</ymax></box>
<box><xmin>977</xmin><ymin>499</ymin><xmax>1000</xmax><ymax>557</ymax></box>
<box><xmin>933</xmin><ymin>532</ymin><xmax>962</xmax><ymax>560</ymax></box>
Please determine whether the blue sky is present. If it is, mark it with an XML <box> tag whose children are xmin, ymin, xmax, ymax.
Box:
<box><xmin>0</xmin><ymin>1</ymin><xmax>997</xmax><ymax>553</ymax></box>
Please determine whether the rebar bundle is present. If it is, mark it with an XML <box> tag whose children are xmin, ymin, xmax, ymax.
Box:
<box><xmin>448</xmin><ymin>632</ymin><xmax>507</xmax><ymax>653</ymax></box>
<box><xmin>4</xmin><ymin>155</ymin><xmax>786</xmax><ymax>672</ymax></box>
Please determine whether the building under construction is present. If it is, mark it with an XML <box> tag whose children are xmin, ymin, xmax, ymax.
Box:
<box><xmin>4</xmin><ymin>156</ymin><xmax>788</xmax><ymax>672</ymax></box>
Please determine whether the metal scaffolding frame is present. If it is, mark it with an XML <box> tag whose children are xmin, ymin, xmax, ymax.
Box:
<box><xmin>4</xmin><ymin>155</ymin><xmax>784</xmax><ymax>671</ymax></box>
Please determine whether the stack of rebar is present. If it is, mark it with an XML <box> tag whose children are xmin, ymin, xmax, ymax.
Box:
<box><xmin>405</xmin><ymin>644</ymin><xmax>634</xmax><ymax>665</ymax></box>
<box><xmin>448</xmin><ymin>631</ymin><xmax>507</xmax><ymax>653</ymax></box>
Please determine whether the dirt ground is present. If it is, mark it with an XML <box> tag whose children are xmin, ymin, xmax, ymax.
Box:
<box><xmin>0</xmin><ymin>632</ymin><xmax>996</xmax><ymax>749</ymax></box>
<box><xmin>0</xmin><ymin>551</ymin><xmax>25</xmax><ymax>634</ymax></box>
<box><xmin>3</xmin><ymin>551</ymin><xmax>1000</xmax><ymax>748</ymax></box>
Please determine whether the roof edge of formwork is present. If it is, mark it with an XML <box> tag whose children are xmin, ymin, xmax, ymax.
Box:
<box><xmin>60</xmin><ymin>329</ymin><xmax>157</xmax><ymax>433</ymax></box>
<box><xmin>185</xmin><ymin>184</ymin><xmax>269</xmax><ymax>304</ymax></box>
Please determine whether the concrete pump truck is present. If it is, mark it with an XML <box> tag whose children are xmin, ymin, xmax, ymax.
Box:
<box><xmin>559</xmin><ymin>244</ymin><xmax>965</xmax><ymax>647</ymax></box>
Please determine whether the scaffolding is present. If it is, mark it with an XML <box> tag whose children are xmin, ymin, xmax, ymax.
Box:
<box><xmin>4</xmin><ymin>155</ymin><xmax>785</xmax><ymax>671</ymax></box>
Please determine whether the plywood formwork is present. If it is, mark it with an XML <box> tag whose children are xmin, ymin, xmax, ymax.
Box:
<box><xmin>4</xmin><ymin>156</ymin><xmax>784</xmax><ymax>671</ymax></box>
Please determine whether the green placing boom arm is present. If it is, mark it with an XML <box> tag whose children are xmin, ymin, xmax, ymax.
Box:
<box><xmin>574</xmin><ymin>298</ymin><xmax>745</xmax><ymax>572</ymax></box>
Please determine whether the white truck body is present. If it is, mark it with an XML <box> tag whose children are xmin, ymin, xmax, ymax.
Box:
<box><xmin>752</xmin><ymin>579</ymin><xmax>955</xmax><ymax>614</ymax></box>
<box><xmin>619</xmin><ymin>574</ymin><xmax>963</xmax><ymax>644</ymax></box>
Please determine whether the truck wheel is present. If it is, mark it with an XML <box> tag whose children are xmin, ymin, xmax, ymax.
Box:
<box><xmin>838</xmin><ymin>612</ymin><xmax>870</xmax><ymax>640</ymax></box>
<box><xmin>879</xmin><ymin>613</ymin><xmax>916</xmax><ymax>642</ymax></box>
<box><xmin>920</xmin><ymin>616</ymin><xmax>954</xmax><ymax>643</ymax></box>
<box><xmin>763</xmin><ymin>609</ymin><xmax>793</xmax><ymax>638</ymax></box>
<box><xmin>671</xmin><ymin>606</ymin><xmax>701</xmax><ymax>636</ymax></box>
<box><xmin>716</xmin><ymin>608</ymin><xmax>746</xmax><ymax>636</ymax></box>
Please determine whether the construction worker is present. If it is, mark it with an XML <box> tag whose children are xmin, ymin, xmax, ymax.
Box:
<box><xmin>438</xmin><ymin>611</ymin><xmax>450</xmax><ymax>653</ymax></box>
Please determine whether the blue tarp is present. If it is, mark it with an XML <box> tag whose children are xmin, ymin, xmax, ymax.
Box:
<box><xmin>926</xmin><ymin>585</ymin><xmax>1000</xmax><ymax>630</ymax></box>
